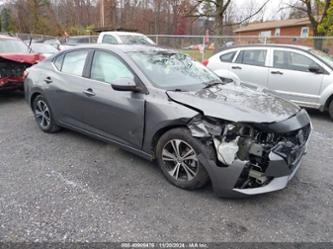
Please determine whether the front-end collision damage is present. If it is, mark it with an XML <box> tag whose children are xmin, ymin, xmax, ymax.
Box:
<box><xmin>187</xmin><ymin>110</ymin><xmax>312</xmax><ymax>197</ymax></box>
<box><xmin>0</xmin><ymin>54</ymin><xmax>43</xmax><ymax>90</ymax></box>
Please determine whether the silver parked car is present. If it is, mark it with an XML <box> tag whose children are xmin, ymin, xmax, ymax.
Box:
<box><xmin>206</xmin><ymin>44</ymin><xmax>333</xmax><ymax>120</ymax></box>
<box><xmin>24</xmin><ymin>44</ymin><xmax>312</xmax><ymax>197</ymax></box>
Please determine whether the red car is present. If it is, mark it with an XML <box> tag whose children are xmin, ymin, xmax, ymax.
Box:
<box><xmin>0</xmin><ymin>35</ymin><xmax>44</xmax><ymax>91</ymax></box>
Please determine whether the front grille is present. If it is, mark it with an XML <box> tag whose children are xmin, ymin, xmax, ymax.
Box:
<box><xmin>0</xmin><ymin>62</ymin><xmax>29</xmax><ymax>78</ymax></box>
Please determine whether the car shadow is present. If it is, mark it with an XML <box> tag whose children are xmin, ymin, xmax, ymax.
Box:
<box><xmin>0</xmin><ymin>91</ymin><xmax>25</xmax><ymax>103</ymax></box>
<box><xmin>53</xmin><ymin>128</ymin><xmax>299</xmax><ymax>202</ymax></box>
<box><xmin>55</xmin><ymin>127</ymin><xmax>217</xmax><ymax>198</ymax></box>
<box><xmin>306</xmin><ymin>108</ymin><xmax>331</xmax><ymax>122</ymax></box>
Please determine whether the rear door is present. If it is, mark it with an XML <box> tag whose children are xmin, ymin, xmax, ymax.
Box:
<box><xmin>268</xmin><ymin>48</ymin><xmax>324</xmax><ymax>108</ymax></box>
<box><xmin>229</xmin><ymin>48</ymin><xmax>270</xmax><ymax>87</ymax></box>
<box><xmin>207</xmin><ymin>49</ymin><xmax>238</xmax><ymax>71</ymax></box>
<box><xmin>46</xmin><ymin>49</ymin><xmax>92</xmax><ymax>127</ymax></box>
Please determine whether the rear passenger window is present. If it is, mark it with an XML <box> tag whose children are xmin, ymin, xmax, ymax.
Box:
<box><xmin>61</xmin><ymin>50</ymin><xmax>89</xmax><ymax>76</ymax></box>
<box><xmin>220</xmin><ymin>52</ymin><xmax>236</xmax><ymax>62</ymax></box>
<box><xmin>235</xmin><ymin>49</ymin><xmax>267</xmax><ymax>66</ymax></box>
<box><xmin>53</xmin><ymin>54</ymin><xmax>64</xmax><ymax>71</ymax></box>
<box><xmin>273</xmin><ymin>50</ymin><xmax>320</xmax><ymax>72</ymax></box>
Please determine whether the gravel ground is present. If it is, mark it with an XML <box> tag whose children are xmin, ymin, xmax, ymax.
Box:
<box><xmin>0</xmin><ymin>92</ymin><xmax>332</xmax><ymax>242</ymax></box>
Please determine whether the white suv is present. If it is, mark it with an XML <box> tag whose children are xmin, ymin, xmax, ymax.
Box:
<box><xmin>206</xmin><ymin>44</ymin><xmax>333</xmax><ymax>120</ymax></box>
<box><xmin>97</xmin><ymin>31</ymin><xmax>155</xmax><ymax>45</ymax></box>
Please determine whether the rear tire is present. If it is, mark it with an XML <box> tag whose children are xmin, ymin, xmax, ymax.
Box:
<box><xmin>155</xmin><ymin>128</ymin><xmax>210</xmax><ymax>190</ymax></box>
<box><xmin>329</xmin><ymin>100</ymin><xmax>333</xmax><ymax>121</ymax></box>
<box><xmin>32</xmin><ymin>95</ymin><xmax>60</xmax><ymax>133</ymax></box>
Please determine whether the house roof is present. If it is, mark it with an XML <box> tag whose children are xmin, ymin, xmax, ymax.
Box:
<box><xmin>234</xmin><ymin>17</ymin><xmax>311</xmax><ymax>33</ymax></box>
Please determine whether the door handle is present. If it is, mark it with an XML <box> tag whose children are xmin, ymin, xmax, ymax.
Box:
<box><xmin>232</xmin><ymin>66</ymin><xmax>242</xmax><ymax>70</ymax></box>
<box><xmin>271</xmin><ymin>71</ymin><xmax>283</xmax><ymax>75</ymax></box>
<box><xmin>44</xmin><ymin>76</ymin><xmax>52</xmax><ymax>84</ymax></box>
<box><xmin>83</xmin><ymin>88</ymin><xmax>96</xmax><ymax>97</ymax></box>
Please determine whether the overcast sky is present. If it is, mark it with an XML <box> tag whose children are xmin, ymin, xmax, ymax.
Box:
<box><xmin>234</xmin><ymin>0</ymin><xmax>291</xmax><ymax>21</ymax></box>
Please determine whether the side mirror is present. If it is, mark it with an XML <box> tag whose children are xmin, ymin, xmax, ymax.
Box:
<box><xmin>214</xmin><ymin>69</ymin><xmax>241</xmax><ymax>85</ymax></box>
<box><xmin>111</xmin><ymin>78</ymin><xmax>143</xmax><ymax>92</ymax></box>
<box><xmin>308</xmin><ymin>65</ymin><xmax>324</xmax><ymax>74</ymax></box>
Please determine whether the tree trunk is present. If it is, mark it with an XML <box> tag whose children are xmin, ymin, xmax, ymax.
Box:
<box><xmin>313</xmin><ymin>29</ymin><xmax>325</xmax><ymax>51</ymax></box>
<box><xmin>214</xmin><ymin>0</ymin><xmax>225</xmax><ymax>50</ymax></box>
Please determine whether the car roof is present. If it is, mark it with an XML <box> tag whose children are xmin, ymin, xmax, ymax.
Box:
<box><xmin>100</xmin><ymin>31</ymin><xmax>147</xmax><ymax>36</ymax></box>
<box><xmin>65</xmin><ymin>44</ymin><xmax>175</xmax><ymax>53</ymax></box>
<box><xmin>222</xmin><ymin>44</ymin><xmax>312</xmax><ymax>51</ymax></box>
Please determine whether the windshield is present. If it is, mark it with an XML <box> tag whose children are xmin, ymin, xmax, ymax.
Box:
<box><xmin>128</xmin><ymin>50</ymin><xmax>221</xmax><ymax>90</ymax></box>
<box><xmin>310</xmin><ymin>49</ymin><xmax>333</xmax><ymax>68</ymax></box>
<box><xmin>0</xmin><ymin>39</ymin><xmax>30</xmax><ymax>53</ymax></box>
<box><xmin>31</xmin><ymin>43</ymin><xmax>58</xmax><ymax>54</ymax></box>
<box><xmin>119</xmin><ymin>35</ymin><xmax>155</xmax><ymax>45</ymax></box>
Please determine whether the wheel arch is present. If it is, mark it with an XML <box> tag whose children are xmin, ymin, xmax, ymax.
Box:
<box><xmin>151</xmin><ymin>124</ymin><xmax>189</xmax><ymax>158</ymax></box>
<box><xmin>324</xmin><ymin>93</ymin><xmax>333</xmax><ymax>111</ymax></box>
<box><xmin>30</xmin><ymin>91</ymin><xmax>43</xmax><ymax>109</ymax></box>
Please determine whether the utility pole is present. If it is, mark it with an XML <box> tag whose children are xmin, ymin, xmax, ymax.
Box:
<box><xmin>100</xmin><ymin>0</ymin><xmax>105</xmax><ymax>27</ymax></box>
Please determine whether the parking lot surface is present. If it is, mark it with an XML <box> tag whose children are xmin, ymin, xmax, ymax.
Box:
<box><xmin>0</xmin><ymin>92</ymin><xmax>332</xmax><ymax>242</ymax></box>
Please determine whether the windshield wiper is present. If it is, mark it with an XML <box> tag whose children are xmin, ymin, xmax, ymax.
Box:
<box><xmin>202</xmin><ymin>80</ymin><xmax>223</xmax><ymax>89</ymax></box>
<box><xmin>171</xmin><ymin>88</ymin><xmax>187</xmax><ymax>92</ymax></box>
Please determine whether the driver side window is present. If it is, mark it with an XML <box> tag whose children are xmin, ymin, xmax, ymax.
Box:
<box><xmin>273</xmin><ymin>50</ymin><xmax>321</xmax><ymax>72</ymax></box>
<box><xmin>90</xmin><ymin>51</ymin><xmax>135</xmax><ymax>84</ymax></box>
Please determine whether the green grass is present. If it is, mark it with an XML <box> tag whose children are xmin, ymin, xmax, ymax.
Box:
<box><xmin>180</xmin><ymin>49</ymin><xmax>214</xmax><ymax>61</ymax></box>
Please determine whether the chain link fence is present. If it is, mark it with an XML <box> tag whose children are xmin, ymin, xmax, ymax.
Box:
<box><xmin>13</xmin><ymin>33</ymin><xmax>56</xmax><ymax>42</ymax></box>
<box><xmin>9</xmin><ymin>33</ymin><xmax>333</xmax><ymax>61</ymax></box>
<box><xmin>148</xmin><ymin>35</ymin><xmax>333</xmax><ymax>61</ymax></box>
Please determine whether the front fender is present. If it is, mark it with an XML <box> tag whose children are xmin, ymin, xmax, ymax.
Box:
<box><xmin>214</xmin><ymin>69</ymin><xmax>240</xmax><ymax>83</ymax></box>
<box><xmin>142</xmin><ymin>90</ymin><xmax>199</xmax><ymax>154</ymax></box>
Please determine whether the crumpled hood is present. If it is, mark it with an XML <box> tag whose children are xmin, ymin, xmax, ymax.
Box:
<box><xmin>0</xmin><ymin>53</ymin><xmax>44</xmax><ymax>65</ymax></box>
<box><xmin>167</xmin><ymin>83</ymin><xmax>300</xmax><ymax>123</ymax></box>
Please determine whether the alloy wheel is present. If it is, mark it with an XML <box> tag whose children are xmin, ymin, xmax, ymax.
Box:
<box><xmin>162</xmin><ymin>139</ymin><xmax>199</xmax><ymax>181</ymax></box>
<box><xmin>34</xmin><ymin>100</ymin><xmax>51</xmax><ymax>129</ymax></box>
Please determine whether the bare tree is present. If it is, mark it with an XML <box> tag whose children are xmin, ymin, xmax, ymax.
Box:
<box><xmin>189</xmin><ymin>0</ymin><xmax>270</xmax><ymax>36</ymax></box>
<box><xmin>287</xmin><ymin>0</ymin><xmax>331</xmax><ymax>49</ymax></box>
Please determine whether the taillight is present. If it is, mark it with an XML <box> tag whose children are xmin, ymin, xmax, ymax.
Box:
<box><xmin>202</xmin><ymin>59</ymin><xmax>209</xmax><ymax>66</ymax></box>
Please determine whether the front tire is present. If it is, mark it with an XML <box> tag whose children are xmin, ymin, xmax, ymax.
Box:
<box><xmin>32</xmin><ymin>95</ymin><xmax>60</xmax><ymax>133</ymax></box>
<box><xmin>156</xmin><ymin>128</ymin><xmax>210</xmax><ymax>190</ymax></box>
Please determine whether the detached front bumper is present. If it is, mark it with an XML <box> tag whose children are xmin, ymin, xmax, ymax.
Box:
<box><xmin>199</xmin><ymin>109</ymin><xmax>312</xmax><ymax>198</ymax></box>
<box><xmin>200</xmin><ymin>150</ymin><xmax>304</xmax><ymax>198</ymax></box>
<box><xmin>232</xmin><ymin>148</ymin><xmax>304</xmax><ymax>196</ymax></box>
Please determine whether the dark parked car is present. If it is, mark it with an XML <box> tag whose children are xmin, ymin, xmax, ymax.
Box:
<box><xmin>0</xmin><ymin>35</ymin><xmax>44</xmax><ymax>91</ymax></box>
<box><xmin>24</xmin><ymin>45</ymin><xmax>312</xmax><ymax>197</ymax></box>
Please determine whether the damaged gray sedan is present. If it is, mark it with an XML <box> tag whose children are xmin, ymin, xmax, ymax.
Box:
<box><xmin>24</xmin><ymin>45</ymin><xmax>312</xmax><ymax>197</ymax></box>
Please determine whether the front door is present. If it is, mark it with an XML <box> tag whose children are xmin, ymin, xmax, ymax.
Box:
<box><xmin>81</xmin><ymin>50</ymin><xmax>145</xmax><ymax>148</ymax></box>
<box><xmin>268</xmin><ymin>49</ymin><xmax>324</xmax><ymax>108</ymax></box>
